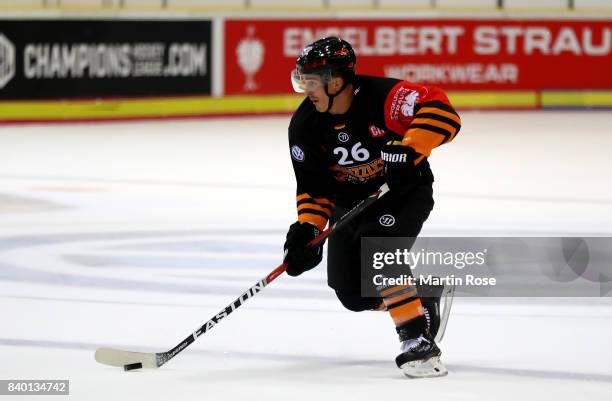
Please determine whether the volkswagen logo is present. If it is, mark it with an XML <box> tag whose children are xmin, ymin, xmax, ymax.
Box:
<box><xmin>291</xmin><ymin>145</ymin><xmax>305</xmax><ymax>162</ymax></box>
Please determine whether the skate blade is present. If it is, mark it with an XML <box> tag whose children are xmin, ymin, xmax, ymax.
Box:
<box><xmin>399</xmin><ymin>356</ymin><xmax>448</xmax><ymax>378</ymax></box>
<box><xmin>435</xmin><ymin>283</ymin><xmax>455</xmax><ymax>343</ymax></box>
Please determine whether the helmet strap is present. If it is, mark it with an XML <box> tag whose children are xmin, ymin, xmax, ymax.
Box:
<box><xmin>324</xmin><ymin>78</ymin><xmax>350</xmax><ymax>113</ymax></box>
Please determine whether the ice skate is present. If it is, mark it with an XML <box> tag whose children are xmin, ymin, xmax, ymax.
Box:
<box><xmin>395</xmin><ymin>332</ymin><xmax>447</xmax><ymax>378</ymax></box>
<box><xmin>419</xmin><ymin>283</ymin><xmax>443</xmax><ymax>338</ymax></box>
<box><xmin>420</xmin><ymin>281</ymin><xmax>455</xmax><ymax>343</ymax></box>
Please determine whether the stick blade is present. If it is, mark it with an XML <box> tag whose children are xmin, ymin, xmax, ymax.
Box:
<box><xmin>95</xmin><ymin>347</ymin><xmax>159</xmax><ymax>369</ymax></box>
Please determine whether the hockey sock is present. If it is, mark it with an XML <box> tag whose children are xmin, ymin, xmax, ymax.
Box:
<box><xmin>379</xmin><ymin>284</ymin><xmax>426</xmax><ymax>328</ymax></box>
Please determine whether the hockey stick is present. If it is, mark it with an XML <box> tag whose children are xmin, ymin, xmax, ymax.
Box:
<box><xmin>95</xmin><ymin>183</ymin><xmax>390</xmax><ymax>370</ymax></box>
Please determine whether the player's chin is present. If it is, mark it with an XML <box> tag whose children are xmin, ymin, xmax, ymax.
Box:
<box><xmin>313</xmin><ymin>101</ymin><xmax>327</xmax><ymax>113</ymax></box>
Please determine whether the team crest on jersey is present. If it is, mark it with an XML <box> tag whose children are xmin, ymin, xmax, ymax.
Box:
<box><xmin>338</xmin><ymin>132</ymin><xmax>350</xmax><ymax>143</ymax></box>
<box><xmin>379</xmin><ymin>214</ymin><xmax>396</xmax><ymax>227</ymax></box>
<box><xmin>329</xmin><ymin>159</ymin><xmax>384</xmax><ymax>184</ymax></box>
<box><xmin>401</xmin><ymin>91</ymin><xmax>419</xmax><ymax>117</ymax></box>
<box><xmin>390</xmin><ymin>87</ymin><xmax>421</xmax><ymax>121</ymax></box>
<box><xmin>368</xmin><ymin>125</ymin><xmax>386</xmax><ymax>138</ymax></box>
<box><xmin>291</xmin><ymin>145</ymin><xmax>305</xmax><ymax>162</ymax></box>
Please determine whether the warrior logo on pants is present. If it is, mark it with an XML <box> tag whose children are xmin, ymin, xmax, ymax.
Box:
<box><xmin>379</xmin><ymin>214</ymin><xmax>396</xmax><ymax>227</ymax></box>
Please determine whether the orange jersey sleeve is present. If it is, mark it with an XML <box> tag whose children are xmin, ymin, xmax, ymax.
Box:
<box><xmin>383</xmin><ymin>82</ymin><xmax>461</xmax><ymax>162</ymax></box>
<box><xmin>296</xmin><ymin>193</ymin><xmax>335</xmax><ymax>230</ymax></box>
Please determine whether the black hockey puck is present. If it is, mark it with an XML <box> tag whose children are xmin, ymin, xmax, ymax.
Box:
<box><xmin>124</xmin><ymin>362</ymin><xmax>143</xmax><ymax>371</ymax></box>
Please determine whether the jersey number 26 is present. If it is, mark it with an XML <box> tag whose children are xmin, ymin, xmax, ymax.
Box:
<box><xmin>333</xmin><ymin>142</ymin><xmax>370</xmax><ymax>166</ymax></box>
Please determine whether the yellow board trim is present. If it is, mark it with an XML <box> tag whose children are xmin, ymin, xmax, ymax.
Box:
<box><xmin>447</xmin><ymin>91</ymin><xmax>538</xmax><ymax>108</ymax></box>
<box><xmin>541</xmin><ymin>91</ymin><xmax>612</xmax><ymax>107</ymax></box>
<box><xmin>1</xmin><ymin>90</ymin><xmax>611</xmax><ymax>121</ymax></box>
<box><xmin>0</xmin><ymin>95</ymin><xmax>304</xmax><ymax>121</ymax></box>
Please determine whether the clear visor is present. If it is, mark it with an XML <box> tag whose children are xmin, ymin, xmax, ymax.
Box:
<box><xmin>291</xmin><ymin>69</ymin><xmax>332</xmax><ymax>93</ymax></box>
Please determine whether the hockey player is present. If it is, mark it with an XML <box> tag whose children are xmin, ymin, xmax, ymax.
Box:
<box><xmin>283</xmin><ymin>37</ymin><xmax>460</xmax><ymax>378</ymax></box>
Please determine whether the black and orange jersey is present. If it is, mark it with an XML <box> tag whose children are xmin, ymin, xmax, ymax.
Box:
<box><xmin>288</xmin><ymin>75</ymin><xmax>461</xmax><ymax>230</ymax></box>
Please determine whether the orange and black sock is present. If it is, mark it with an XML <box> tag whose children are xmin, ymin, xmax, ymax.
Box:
<box><xmin>379</xmin><ymin>284</ymin><xmax>427</xmax><ymax>339</ymax></box>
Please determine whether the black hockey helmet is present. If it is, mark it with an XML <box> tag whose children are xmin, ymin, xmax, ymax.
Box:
<box><xmin>295</xmin><ymin>37</ymin><xmax>356</xmax><ymax>83</ymax></box>
<box><xmin>291</xmin><ymin>37</ymin><xmax>356</xmax><ymax>111</ymax></box>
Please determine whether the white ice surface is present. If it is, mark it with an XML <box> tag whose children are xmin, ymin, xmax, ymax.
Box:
<box><xmin>0</xmin><ymin>112</ymin><xmax>611</xmax><ymax>400</ymax></box>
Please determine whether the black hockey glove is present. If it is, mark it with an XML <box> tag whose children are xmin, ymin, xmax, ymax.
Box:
<box><xmin>380</xmin><ymin>141</ymin><xmax>420</xmax><ymax>192</ymax></box>
<box><xmin>283</xmin><ymin>221</ymin><xmax>324</xmax><ymax>277</ymax></box>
